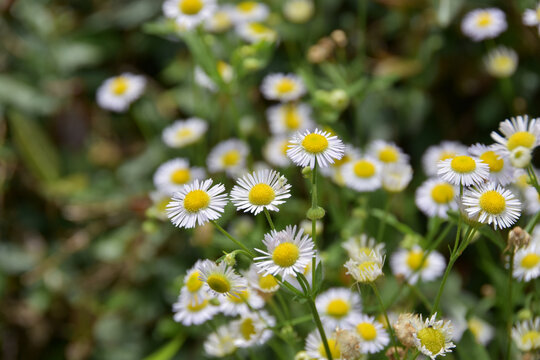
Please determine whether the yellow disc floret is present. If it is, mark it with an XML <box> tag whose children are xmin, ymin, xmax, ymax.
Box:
<box><xmin>229</xmin><ymin>290</ymin><xmax>249</xmax><ymax>304</ymax></box>
<box><xmin>353</xmin><ymin>160</ymin><xmax>375</xmax><ymax>178</ymax></box>
<box><xmin>176</xmin><ymin>128</ymin><xmax>193</xmax><ymax>139</ymax></box>
<box><xmin>356</xmin><ymin>322</ymin><xmax>377</xmax><ymax>341</ymax></box>
<box><xmin>479</xmin><ymin>190</ymin><xmax>506</xmax><ymax>215</ymax></box>
<box><xmin>476</xmin><ymin>12</ymin><xmax>493</xmax><ymax>27</ymax></box>
<box><xmin>180</xmin><ymin>0</ymin><xmax>203</xmax><ymax>15</ymax></box>
<box><xmin>186</xmin><ymin>271</ymin><xmax>203</xmax><ymax>292</ymax></box>
<box><xmin>248</xmin><ymin>183</ymin><xmax>276</xmax><ymax>205</ymax></box>
<box><xmin>450</xmin><ymin>155</ymin><xmax>476</xmax><ymax>173</ymax></box>
<box><xmin>240</xmin><ymin>318</ymin><xmax>256</xmax><ymax>340</ymax></box>
<box><xmin>171</xmin><ymin>168</ymin><xmax>191</xmax><ymax>184</ymax></box>
<box><xmin>222</xmin><ymin>150</ymin><xmax>240</xmax><ymax>166</ymax></box>
<box><xmin>417</xmin><ymin>327</ymin><xmax>446</xmax><ymax>354</ymax></box>
<box><xmin>521</xmin><ymin>254</ymin><xmax>540</xmax><ymax>269</ymax></box>
<box><xmin>258</xmin><ymin>274</ymin><xmax>278</xmax><ymax>290</ymax></box>
<box><xmin>276</xmin><ymin>79</ymin><xmax>295</xmax><ymax>94</ymax></box>
<box><xmin>318</xmin><ymin>339</ymin><xmax>341</xmax><ymax>359</ymax></box>
<box><xmin>186</xmin><ymin>299</ymin><xmax>209</xmax><ymax>312</ymax></box>
<box><xmin>272</xmin><ymin>242</ymin><xmax>300</xmax><ymax>267</ymax></box>
<box><xmin>206</xmin><ymin>273</ymin><xmax>231</xmax><ymax>293</ymax></box>
<box><xmin>326</xmin><ymin>299</ymin><xmax>350</xmax><ymax>318</ymax></box>
<box><xmin>302</xmin><ymin>134</ymin><xmax>329</xmax><ymax>153</ymax></box>
<box><xmin>378</xmin><ymin>146</ymin><xmax>399</xmax><ymax>163</ymax></box>
<box><xmin>480</xmin><ymin>151</ymin><xmax>504</xmax><ymax>172</ymax></box>
<box><xmin>407</xmin><ymin>250</ymin><xmax>427</xmax><ymax>270</ymax></box>
<box><xmin>111</xmin><ymin>76</ymin><xmax>129</xmax><ymax>95</ymax></box>
<box><xmin>507</xmin><ymin>131</ymin><xmax>536</xmax><ymax>150</ymax></box>
<box><xmin>431</xmin><ymin>183</ymin><xmax>454</xmax><ymax>204</ymax></box>
<box><xmin>522</xmin><ymin>330</ymin><xmax>540</xmax><ymax>347</ymax></box>
<box><xmin>284</xmin><ymin>105</ymin><xmax>301</xmax><ymax>130</ymax></box>
<box><xmin>183</xmin><ymin>190</ymin><xmax>210</xmax><ymax>213</ymax></box>
<box><xmin>237</xmin><ymin>1</ymin><xmax>257</xmax><ymax>12</ymax></box>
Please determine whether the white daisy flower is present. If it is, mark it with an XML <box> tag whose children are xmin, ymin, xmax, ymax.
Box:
<box><xmin>390</xmin><ymin>246</ymin><xmax>446</xmax><ymax>284</ymax></box>
<box><xmin>415</xmin><ymin>178</ymin><xmax>459</xmax><ymax>219</ymax></box>
<box><xmin>207</xmin><ymin>139</ymin><xmax>249</xmax><ymax>177</ymax></box>
<box><xmin>437</xmin><ymin>155</ymin><xmax>489</xmax><ymax>186</ymax></box>
<box><xmin>513</xmin><ymin>243</ymin><xmax>540</xmax><ymax>282</ymax></box>
<box><xmin>523</xmin><ymin>3</ymin><xmax>540</xmax><ymax>34</ymax></box>
<box><xmin>353</xmin><ymin>315</ymin><xmax>390</xmax><ymax>354</ymax></box>
<box><xmin>468</xmin><ymin>143</ymin><xmax>514</xmax><ymax>185</ymax></box>
<box><xmin>287</xmin><ymin>128</ymin><xmax>345</xmax><ymax>169</ymax></box>
<box><xmin>148</xmin><ymin>190</ymin><xmax>172</xmax><ymax>220</ymax></box>
<box><xmin>172</xmin><ymin>291</ymin><xmax>219</xmax><ymax>326</ymax></box>
<box><xmin>381</xmin><ymin>162</ymin><xmax>413</xmax><ymax>193</ymax></box>
<box><xmin>512</xmin><ymin>317</ymin><xmax>540</xmax><ymax>352</ymax></box>
<box><xmin>231</xmin><ymin>1</ymin><xmax>269</xmax><ymax>23</ymax></box>
<box><xmin>96</xmin><ymin>73</ymin><xmax>146</xmax><ymax>112</ymax></box>
<box><xmin>263</xmin><ymin>136</ymin><xmax>292</xmax><ymax>167</ymax></box>
<box><xmin>204</xmin><ymin>324</ymin><xmax>238</xmax><ymax>357</ymax></box>
<box><xmin>194</xmin><ymin>61</ymin><xmax>234</xmax><ymax>92</ymax></box>
<box><xmin>233</xmin><ymin>311</ymin><xmax>276</xmax><ymax>348</ymax></box>
<box><xmin>255</xmin><ymin>225</ymin><xmax>316</xmax><ymax>278</ymax></box>
<box><xmin>230</xmin><ymin>169</ymin><xmax>292</xmax><ymax>215</ymax></box>
<box><xmin>422</xmin><ymin>141</ymin><xmax>468</xmax><ymax>177</ymax></box>
<box><xmin>413</xmin><ymin>313</ymin><xmax>455</xmax><ymax>359</ymax></box>
<box><xmin>153</xmin><ymin>158</ymin><xmax>206</xmax><ymax>195</ymax></box>
<box><xmin>512</xmin><ymin>168</ymin><xmax>532</xmax><ymax>192</ymax></box>
<box><xmin>219</xmin><ymin>286</ymin><xmax>265</xmax><ymax>316</ymax></box>
<box><xmin>260</xmin><ymin>73</ymin><xmax>306</xmax><ymax>102</ymax></box>
<box><xmin>461</xmin><ymin>8</ymin><xmax>507</xmax><ymax>41</ymax></box>
<box><xmin>162</xmin><ymin>118</ymin><xmax>208</xmax><ymax>148</ymax></box>
<box><xmin>341</xmin><ymin>156</ymin><xmax>382</xmax><ymax>192</ymax></box>
<box><xmin>197</xmin><ymin>259</ymin><xmax>247</xmax><ymax>298</ymax></box>
<box><xmin>344</xmin><ymin>249</ymin><xmax>385</xmax><ymax>283</ymax></box>
<box><xmin>467</xmin><ymin>316</ymin><xmax>494</xmax><ymax>346</ymax></box>
<box><xmin>282</xmin><ymin>256</ymin><xmax>321</xmax><ymax>291</ymax></box>
<box><xmin>166</xmin><ymin>179</ymin><xmax>227</xmax><ymax>228</ymax></box>
<box><xmin>305</xmin><ymin>328</ymin><xmax>342</xmax><ymax>360</ymax></box>
<box><xmin>181</xmin><ymin>259</ymin><xmax>209</xmax><ymax>301</ymax></box>
<box><xmin>315</xmin><ymin>288</ymin><xmax>363</xmax><ymax>330</ymax></box>
<box><xmin>462</xmin><ymin>183</ymin><xmax>521</xmax><ymax>229</ymax></box>
<box><xmin>342</xmin><ymin>234</ymin><xmax>385</xmax><ymax>262</ymax></box>
<box><xmin>245</xmin><ymin>263</ymin><xmax>280</xmax><ymax>293</ymax></box>
<box><xmin>484</xmin><ymin>46</ymin><xmax>518</xmax><ymax>78</ymax></box>
<box><xmin>162</xmin><ymin>0</ymin><xmax>217</xmax><ymax>30</ymax></box>
<box><xmin>236</xmin><ymin>22</ymin><xmax>278</xmax><ymax>43</ymax></box>
<box><xmin>319</xmin><ymin>145</ymin><xmax>359</xmax><ymax>186</ymax></box>
<box><xmin>367</xmin><ymin>140</ymin><xmax>409</xmax><ymax>165</ymax></box>
<box><xmin>524</xmin><ymin>186</ymin><xmax>540</xmax><ymax>214</ymax></box>
<box><xmin>266</xmin><ymin>102</ymin><xmax>314</xmax><ymax>134</ymax></box>
<box><xmin>491</xmin><ymin>115</ymin><xmax>540</xmax><ymax>157</ymax></box>
<box><xmin>204</xmin><ymin>6</ymin><xmax>234</xmax><ymax>33</ymax></box>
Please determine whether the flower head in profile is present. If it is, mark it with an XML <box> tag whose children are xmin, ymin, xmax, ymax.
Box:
<box><xmin>230</xmin><ymin>1</ymin><xmax>269</xmax><ymax>23</ymax></box>
<box><xmin>245</xmin><ymin>263</ymin><xmax>280</xmax><ymax>293</ymax></box>
<box><xmin>305</xmin><ymin>328</ymin><xmax>342</xmax><ymax>360</ymax></box>
<box><xmin>163</xmin><ymin>0</ymin><xmax>217</xmax><ymax>30</ymax></box>
<box><xmin>461</xmin><ymin>8</ymin><xmax>507</xmax><ymax>41</ymax></box>
<box><xmin>413</xmin><ymin>314</ymin><xmax>455</xmax><ymax>359</ymax></box>
<box><xmin>523</xmin><ymin>3</ymin><xmax>540</xmax><ymax>34</ymax></box>
<box><xmin>167</xmin><ymin>179</ymin><xmax>227</xmax><ymax>228</ymax></box>
<box><xmin>172</xmin><ymin>291</ymin><xmax>219</xmax><ymax>326</ymax></box>
<box><xmin>236</xmin><ymin>21</ymin><xmax>278</xmax><ymax>43</ymax></box>
<box><xmin>342</xmin><ymin>234</ymin><xmax>385</xmax><ymax>261</ymax></box>
<box><xmin>381</xmin><ymin>163</ymin><xmax>413</xmax><ymax>193</ymax></box>
<box><xmin>344</xmin><ymin>249</ymin><xmax>385</xmax><ymax>283</ymax></box>
<box><xmin>194</xmin><ymin>61</ymin><xmax>234</xmax><ymax>92</ymax></box>
<box><xmin>162</xmin><ymin>118</ymin><xmax>208</xmax><ymax>148</ymax></box>
<box><xmin>232</xmin><ymin>311</ymin><xmax>276</xmax><ymax>348</ymax></box>
<box><xmin>267</xmin><ymin>102</ymin><xmax>314</xmax><ymax>135</ymax></box>
<box><xmin>287</xmin><ymin>128</ymin><xmax>345</xmax><ymax>168</ymax></box>
<box><xmin>204</xmin><ymin>324</ymin><xmax>237</xmax><ymax>357</ymax></box>
<box><xmin>437</xmin><ymin>155</ymin><xmax>489</xmax><ymax>186</ymax></box>
<box><xmin>219</xmin><ymin>286</ymin><xmax>264</xmax><ymax>316</ymax></box>
<box><xmin>467</xmin><ymin>316</ymin><xmax>494</xmax><ymax>346</ymax></box>
<box><xmin>512</xmin><ymin>317</ymin><xmax>540</xmax><ymax>352</ymax></box>
<box><xmin>255</xmin><ymin>225</ymin><xmax>315</xmax><ymax>278</ymax></box>
<box><xmin>263</xmin><ymin>136</ymin><xmax>292</xmax><ymax>168</ymax></box>
<box><xmin>153</xmin><ymin>158</ymin><xmax>206</xmax><ymax>194</ymax></box>
<box><xmin>197</xmin><ymin>259</ymin><xmax>247</xmax><ymax>298</ymax></box>
<box><xmin>390</xmin><ymin>246</ymin><xmax>446</xmax><ymax>284</ymax></box>
<box><xmin>261</xmin><ymin>73</ymin><xmax>306</xmax><ymax>102</ymax></box>
<box><xmin>491</xmin><ymin>115</ymin><xmax>540</xmax><ymax>157</ymax></box>
<box><xmin>230</xmin><ymin>169</ymin><xmax>292</xmax><ymax>215</ymax></box>
<box><xmin>483</xmin><ymin>46</ymin><xmax>518</xmax><ymax>78</ymax></box>
<box><xmin>96</xmin><ymin>73</ymin><xmax>146</xmax><ymax>112</ymax></box>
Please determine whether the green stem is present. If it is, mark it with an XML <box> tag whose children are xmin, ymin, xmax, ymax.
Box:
<box><xmin>307</xmin><ymin>297</ymin><xmax>333</xmax><ymax>360</ymax></box>
<box><xmin>264</xmin><ymin>208</ymin><xmax>275</xmax><ymax>230</ymax></box>
<box><xmin>526</xmin><ymin>210</ymin><xmax>540</xmax><ymax>233</ymax></box>
<box><xmin>505</xmin><ymin>247</ymin><xmax>515</xmax><ymax>360</ymax></box>
<box><xmin>211</xmin><ymin>221</ymin><xmax>255</xmax><ymax>257</ymax></box>
<box><xmin>370</xmin><ymin>283</ymin><xmax>400</xmax><ymax>360</ymax></box>
<box><xmin>311</xmin><ymin>161</ymin><xmax>319</xmax><ymax>289</ymax></box>
<box><xmin>526</xmin><ymin>164</ymin><xmax>540</xmax><ymax>195</ymax></box>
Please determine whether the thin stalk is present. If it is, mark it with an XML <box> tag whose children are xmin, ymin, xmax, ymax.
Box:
<box><xmin>307</xmin><ymin>298</ymin><xmax>333</xmax><ymax>360</ymax></box>
<box><xmin>211</xmin><ymin>221</ymin><xmax>255</xmax><ymax>257</ymax></box>
<box><xmin>264</xmin><ymin>208</ymin><xmax>275</xmax><ymax>230</ymax></box>
<box><xmin>276</xmin><ymin>291</ymin><xmax>291</xmax><ymax>319</ymax></box>
<box><xmin>377</xmin><ymin>194</ymin><xmax>391</xmax><ymax>241</ymax></box>
<box><xmin>505</xmin><ymin>247</ymin><xmax>515</xmax><ymax>360</ymax></box>
<box><xmin>370</xmin><ymin>283</ymin><xmax>400</xmax><ymax>360</ymax></box>
<box><xmin>311</xmin><ymin>161</ymin><xmax>319</xmax><ymax>288</ymax></box>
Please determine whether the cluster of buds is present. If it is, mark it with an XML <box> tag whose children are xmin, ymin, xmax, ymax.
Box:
<box><xmin>307</xmin><ymin>30</ymin><xmax>348</xmax><ymax>64</ymax></box>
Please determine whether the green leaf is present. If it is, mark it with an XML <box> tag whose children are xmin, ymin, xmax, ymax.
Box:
<box><xmin>0</xmin><ymin>76</ymin><xmax>59</xmax><ymax>115</ymax></box>
<box><xmin>142</xmin><ymin>335</ymin><xmax>185</xmax><ymax>360</ymax></box>
<box><xmin>370</xmin><ymin>208</ymin><xmax>420</xmax><ymax>237</ymax></box>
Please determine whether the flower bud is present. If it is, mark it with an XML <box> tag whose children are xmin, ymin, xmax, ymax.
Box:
<box><xmin>307</xmin><ymin>206</ymin><xmax>326</xmax><ymax>220</ymax></box>
<box><xmin>283</xmin><ymin>0</ymin><xmax>314</xmax><ymax>24</ymax></box>
<box><xmin>508</xmin><ymin>226</ymin><xmax>531</xmax><ymax>249</ymax></box>
<box><xmin>329</xmin><ymin>89</ymin><xmax>350</xmax><ymax>110</ymax></box>
<box><xmin>301</xmin><ymin>166</ymin><xmax>312</xmax><ymax>178</ymax></box>
<box><xmin>330</xmin><ymin>30</ymin><xmax>348</xmax><ymax>47</ymax></box>
<box><xmin>294</xmin><ymin>351</ymin><xmax>310</xmax><ymax>360</ymax></box>
<box><xmin>394</xmin><ymin>313</ymin><xmax>421</xmax><ymax>348</ymax></box>
<box><xmin>224</xmin><ymin>252</ymin><xmax>237</xmax><ymax>267</ymax></box>
<box><xmin>510</xmin><ymin>146</ymin><xmax>532</xmax><ymax>168</ymax></box>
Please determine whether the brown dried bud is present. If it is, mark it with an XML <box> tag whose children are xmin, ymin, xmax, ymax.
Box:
<box><xmin>393</xmin><ymin>313</ymin><xmax>421</xmax><ymax>348</ymax></box>
<box><xmin>335</xmin><ymin>328</ymin><xmax>361</xmax><ymax>360</ymax></box>
<box><xmin>307</xmin><ymin>45</ymin><xmax>329</xmax><ymax>64</ymax></box>
<box><xmin>385</xmin><ymin>346</ymin><xmax>407</xmax><ymax>360</ymax></box>
<box><xmin>508</xmin><ymin>226</ymin><xmax>530</xmax><ymax>249</ymax></box>
<box><xmin>331</xmin><ymin>29</ymin><xmax>348</xmax><ymax>47</ymax></box>
<box><xmin>318</xmin><ymin>37</ymin><xmax>335</xmax><ymax>52</ymax></box>
<box><xmin>480</xmin><ymin>284</ymin><xmax>496</xmax><ymax>298</ymax></box>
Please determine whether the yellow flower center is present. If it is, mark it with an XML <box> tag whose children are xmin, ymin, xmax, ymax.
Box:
<box><xmin>258</xmin><ymin>274</ymin><xmax>278</xmax><ymax>290</ymax></box>
<box><xmin>476</xmin><ymin>12</ymin><xmax>493</xmax><ymax>27</ymax></box>
<box><xmin>206</xmin><ymin>273</ymin><xmax>231</xmax><ymax>293</ymax></box>
<box><xmin>358</xmin><ymin>260</ymin><xmax>377</xmax><ymax>273</ymax></box>
<box><xmin>332</xmin><ymin>154</ymin><xmax>350</xmax><ymax>168</ymax></box>
<box><xmin>272</xmin><ymin>242</ymin><xmax>300</xmax><ymax>267</ymax></box>
<box><xmin>379</xmin><ymin>146</ymin><xmax>399</xmax><ymax>163</ymax></box>
<box><xmin>180</xmin><ymin>0</ymin><xmax>203</xmax><ymax>15</ymax></box>
<box><xmin>521</xmin><ymin>253</ymin><xmax>540</xmax><ymax>269</ymax></box>
<box><xmin>183</xmin><ymin>190</ymin><xmax>210</xmax><ymax>213</ymax></box>
<box><xmin>522</xmin><ymin>330</ymin><xmax>540</xmax><ymax>346</ymax></box>
<box><xmin>276</xmin><ymin>78</ymin><xmax>296</xmax><ymax>94</ymax></box>
<box><xmin>281</xmin><ymin>141</ymin><xmax>291</xmax><ymax>155</ymax></box>
<box><xmin>229</xmin><ymin>290</ymin><xmax>249</xmax><ymax>303</ymax></box>
<box><xmin>237</xmin><ymin>1</ymin><xmax>257</xmax><ymax>12</ymax></box>
<box><xmin>156</xmin><ymin>197</ymin><xmax>171</xmax><ymax>212</ymax></box>
<box><xmin>302</xmin><ymin>133</ymin><xmax>329</xmax><ymax>153</ymax></box>
<box><xmin>491</xmin><ymin>56</ymin><xmax>513</xmax><ymax>73</ymax></box>
<box><xmin>111</xmin><ymin>77</ymin><xmax>129</xmax><ymax>95</ymax></box>
<box><xmin>326</xmin><ymin>299</ymin><xmax>350</xmax><ymax>318</ymax></box>
<box><xmin>284</xmin><ymin>105</ymin><xmax>301</xmax><ymax>130</ymax></box>
<box><xmin>186</xmin><ymin>271</ymin><xmax>203</xmax><ymax>292</ymax></box>
<box><xmin>439</xmin><ymin>151</ymin><xmax>456</xmax><ymax>161</ymax></box>
<box><xmin>417</xmin><ymin>327</ymin><xmax>446</xmax><ymax>355</ymax></box>
<box><xmin>318</xmin><ymin>339</ymin><xmax>341</xmax><ymax>359</ymax></box>
<box><xmin>431</xmin><ymin>183</ymin><xmax>454</xmax><ymax>204</ymax></box>
<box><xmin>353</xmin><ymin>160</ymin><xmax>375</xmax><ymax>178</ymax></box>
<box><xmin>479</xmin><ymin>190</ymin><xmax>506</xmax><ymax>215</ymax></box>
<box><xmin>407</xmin><ymin>250</ymin><xmax>427</xmax><ymax>270</ymax></box>
<box><xmin>217</xmin><ymin>61</ymin><xmax>229</xmax><ymax>78</ymax></box>
<box><xmin>480</xmin><ymin>151</ymin><xmax>504</xmax><ymax>172</ymax></box>
<box><xmin>222</xmin><ymin>150</ymin><xmax>240</xmax><ymax>166</ymax></box>
<box><xmin>240</xmin><ymin>318</ymin><xmax>256</xmax><ymax>340</ymax></box>
<box><xmin>186</xmin><ymin>299</ymin><xmax>209</xmax><ymax>312</ymax></box>
<box><xmin>450</xmin><ymin>155</ymin><xmax>476</xmax><ymax>173</ymax></box>
<box><xmin>248</xmin><ymin>183</ymin><xmax>276</xmax><ymax>205</ymax></box>
<box><xmin>468</xmin><ymin>319</ymin><xmax>482</xmax><ymax>340</ymax></box>
<box><xmin>507</xmin><ymin>131</ymin><xmax>536</xmax><ymax>151</ymax></box>
<box><xmin>176</xmin><ymin>128</ymin><xmax>193</xmax><ymax>139</ymax></box>
<box><xmin>249</xmin><ymin>22</ymin><xmax>270</xmax><ymax>34</ymax></box>
<box><xmin>170</xmin><ymin>168</ymin><xmax>191</xmax><ymax>184</ymax></box>
<box><xmin>356</xmin><ymin>322</ymin><xmax>377</xmax><ymax>341</ymax></box>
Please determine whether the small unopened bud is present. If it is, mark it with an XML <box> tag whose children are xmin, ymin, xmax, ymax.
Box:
<box><xmin>480</xmin><ymin>284</ymin><xmax>496</xmax><ymax>298</ymax></box>
<box><xmin>301</xmin><ymin>167</ymin><xmax>312</xmax><ymax>178</ymax></box>
<box><xmin>385</xmin><ymin>346</ymin><xmax>407</xmax><ymax>360</ymax></box>
<box><xmin>335</xmin><ymin>328</ymin><xmax>361</xmax><ymax>360</ymax></box>
<box><xmin>294</xmin><ymin>351</ymin><xmax>310</xmax><ymax>360</ymax></box>
<box><xmin>243</xmin><ymin>58</ymin><xmax>263</xmax><ymax>71</ymax></box>
<box><xmin>224</xmin><ymin>252</ymin><xmax>237</xmax><ymax>267</ymax></box>
<box><xmin>394</xmin><ymin>313</ymin><xmax>421</xmax><ymax>348</ymax></box>
<box><xmin>329</xmin><ymin>89</ymin><xmax>349</xmax><ymax>110</ymax></box>
<box><xmin>518</xmin><ymin>308</ymin><xmax>533</xmax><ymax>321</ymax></box>
<box><xmin>281</xmin><ymin>324</ymin><xmax>295</xmax><ymax>338</ymax></box>
<box><xmin>508</xmin><ymin>226</ymin><xmax>531</xmax><ymax>249</ymax></box>
<box><xmin>330</xmin><ymin>30</ymin><xmax>348</xmax><ymax>47</ymax></box>
<box><xmin>307</xmin><ymin>206</ymin><xmax>326</xmax><ymax>220</ymax></box>
<box><xmin>510</xmin><ymin>146</ymin><xmax>532</xmax><ymax>168</ymax></box>
<box><xmin>283</xmin><ymin>0</ymin><xmax>314</xmax><ymax>24</ymax></box>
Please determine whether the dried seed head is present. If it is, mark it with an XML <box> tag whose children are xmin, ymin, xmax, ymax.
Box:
<box><xmin>508</xmin><ymin>226</ymin><xmax>531</xmax><ymax>249</ymax></box>
<box><xmin>394</xmin><ymin>313</ymin><xmax>421</xmax><ymax>348</ymax></box>
<box><xmin>335</xmin><ymin>328</ymin><xmax>362</xmax><ymax>360</ymax></box>
<box><xmin>385</xmin><ymin>346</ymin><xmax>407</xmax><ymax>360</ymax></box>
<box><xmin>331</xmin><ymin>29</ymin><xmax>348</xmax><ymax>47</ymax></box>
